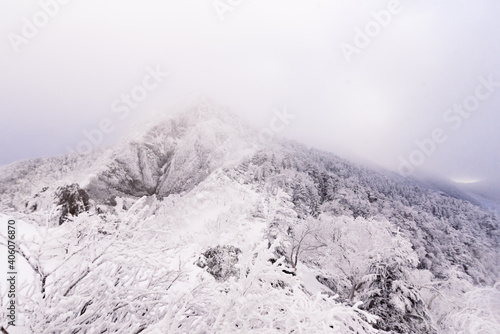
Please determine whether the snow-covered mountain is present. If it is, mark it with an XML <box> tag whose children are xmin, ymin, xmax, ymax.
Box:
<box><xmin>1</xmin><ymin>99</ymin><xmax>499</xmax><ymax>333</ymax></box>
<box><xmin>1</xmin><ymin>100</ymin><xmax>257</xmax><ymax>210</ymax></box>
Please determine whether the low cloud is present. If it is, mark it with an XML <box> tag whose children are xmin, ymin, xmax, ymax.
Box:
<box><xmin>1</xmin><ymin>0</ymin><xmax>499</xmax><ymax>185</ymax></box>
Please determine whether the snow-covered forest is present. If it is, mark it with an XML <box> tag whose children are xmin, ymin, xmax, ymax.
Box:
<box><xmin>1</xmin><ymin>103</ymin><xmax>499</xmax><ymax>333</ymax></box>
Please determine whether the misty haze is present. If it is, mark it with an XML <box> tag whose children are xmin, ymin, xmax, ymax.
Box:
<box><xmin>1</xmin><ymin>1</ymin><xmax>499</xmax><ymax>333</ymax></box>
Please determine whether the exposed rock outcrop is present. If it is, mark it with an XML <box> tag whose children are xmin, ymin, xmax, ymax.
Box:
<box><xmin>56</xmin><ymin>184</ymin><xmax>90</xmax><ymax>225</ymax></box>
<box><xmin>196</xmin><ymin>245</ymin><xmax>242</xmax><ymax>282</ymax></box>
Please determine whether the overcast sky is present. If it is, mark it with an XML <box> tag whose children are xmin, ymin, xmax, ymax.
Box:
<box><xmin>1</xmin><ymin>0</ymin><xmax>499</xmax><ymax>185</ymax></box>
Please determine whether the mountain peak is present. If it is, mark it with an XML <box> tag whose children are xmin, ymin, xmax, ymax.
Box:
<box><xmin>85</xmin><ymin>98</ymin><xmax>258</xmax><ymax>200</ymax></box>
<box><xmin>0</xmin><ymin>98</ymin><xmax>260</xmax><ymax>213</ymax></box>
<box><xmin>125</xmin><ymin>96</ymin><xmax>250</xmax><ymax>145</ymax></box>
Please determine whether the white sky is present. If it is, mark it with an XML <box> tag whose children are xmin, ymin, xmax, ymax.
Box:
<box><xmin>1</xmin><ymin>0</ymin><xmax>499</xmax><ymax>184</ymax></box>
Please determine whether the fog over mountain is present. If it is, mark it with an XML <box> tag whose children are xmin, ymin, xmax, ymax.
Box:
<box><xmin>1</xmin><ymin>0</ymin><xmax>500</xmax><ymax>187</ymax></box>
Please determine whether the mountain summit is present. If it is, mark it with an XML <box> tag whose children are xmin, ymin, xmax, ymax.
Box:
<box><xmin>89</xmin><ymin>99</ymin><xmax>259</xmax><ymax>199</ymax></box>
<box><xmin>1</xmin><ymin>99</ymin><xmax>258</xmax><ymax>208</ymax></box>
